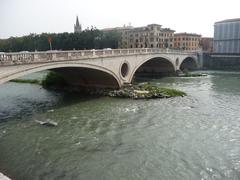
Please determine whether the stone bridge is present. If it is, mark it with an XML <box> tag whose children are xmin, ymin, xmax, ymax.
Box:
<box><xmin>0</xmin><ymin>48</ymin><xmax>200</xmax><ymax>88</ymax></box>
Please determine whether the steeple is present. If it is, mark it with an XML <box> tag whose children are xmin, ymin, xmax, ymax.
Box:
<box><xmin>74</xmin><ymin>16</ymin><xmax>82</xmax><ymax>33</ymax></box>
<box><xmin>76</xmin><ymin>16</ymin><xmax>80</xmax><ymax>26</ymax></box>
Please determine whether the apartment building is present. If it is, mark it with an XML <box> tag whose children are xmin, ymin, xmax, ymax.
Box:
<box><xmin>103</xmin><ymin>24</ymin><xmax>175</xmax><ymax>49</ymax></box>
<box><xmin>102</xmin><ymin>24</ymin><xmax>202</xmax><ymax>50</ymax></box>
<box><xmin>174</xmin><ymin>33</ymin><xmax>201</xmax><ymax>50</ymax></box>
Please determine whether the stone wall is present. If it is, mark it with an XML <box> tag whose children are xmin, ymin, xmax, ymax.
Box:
<box><xmin>203</xmin><ymin>53</ymin><xmax>240</xmax><ymax>70</ymax></box>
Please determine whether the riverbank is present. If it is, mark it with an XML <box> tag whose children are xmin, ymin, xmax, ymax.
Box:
<box><xmin>9</xmin><ymin>72</ymin><xmax>187</xmax><ymax>99</ymax></box>
<box><xmin>10</xmin><ymin>79</ymin><xmax>41</xmax><ymax>84</ymax></box>
<box><xmin>177</xmin><ymin>71</ymin><xmax>208</xmax><ymax>77</ymax></box>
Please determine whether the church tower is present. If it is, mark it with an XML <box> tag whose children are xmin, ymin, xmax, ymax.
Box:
<box><xmin>74</xmin><ymin>16</ymin><xmax>82</xmax><ymax>33</ymax></box>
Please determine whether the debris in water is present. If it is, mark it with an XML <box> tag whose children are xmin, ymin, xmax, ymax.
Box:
<box><xmin>34</xmin><ymin>119</ymin><xmax>58</xmax><ymax>127</ymax></box>
<box><xmin>47</xmin><ymin>109</ymin><xmax>54</xmax><ymax>113</ymax></box>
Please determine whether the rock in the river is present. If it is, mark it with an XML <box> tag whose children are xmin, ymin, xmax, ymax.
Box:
<box><xmin>108</xmin><ymin>83</ymin><xmax>186</xmax><ymax>99</ymax></box>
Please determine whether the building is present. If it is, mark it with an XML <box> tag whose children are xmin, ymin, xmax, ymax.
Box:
<box><xmin>213</xmin><ymin>18</ymin><xmax>240</xmax><ymax>53</ymax></box>
<box><xmin>103</xmin><ymin>24</ymin><xmax>175</xmax><ymax>49</ymax></box>
<box><xmin>102</xmin><ymin>25</ymin><xmax>133</xmax><ymax>48</ymax></box>
<box><xmin>200</xmin><ymin>37</ymin><xmax>213</xmax><ymax>52</ymax></box>
<box><xmin>123</xmin><ymin>24</ymin><xmax>175</xmax><ymax>49</ymax></box>
<box><xmin>74</xmin><ymin>16</ymin><xmax>82</xmax><ymax>33</ymax></box>
<box><xmin>174</xmin><ymin>33</ymin><xmax>201</xmax><ymax>50</ymax></box>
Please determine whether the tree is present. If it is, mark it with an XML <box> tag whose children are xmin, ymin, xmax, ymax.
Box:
<box><xmin>0</xmin><ymin>28</ymin><xmax>121</xmax><ymax>52</ymax></box>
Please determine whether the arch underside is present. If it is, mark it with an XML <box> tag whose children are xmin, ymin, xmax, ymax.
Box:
<box><xmin>1</xmin><ymin>63</ymin><xmax>120</xmax><ymax>89</ymax></box>
<box><xmin>180</xmin><ymin>57</ymin><xmax>198</xmax><ymax>71</ymax></box>
<box><xmin>133</xmin><ymin>57</ymin><xmax>175</xmax><ymax>79</ymax></box>
<box><xmin>53</xmin><ymin>67</ymin><xmax>119</xmax><ymax>89</ymax></box>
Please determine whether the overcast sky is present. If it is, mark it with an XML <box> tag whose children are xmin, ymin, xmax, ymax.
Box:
<box><xmin>1</xmin><ymin>0</ymin><xmax>240</xmax><ymax>39</ymax></box>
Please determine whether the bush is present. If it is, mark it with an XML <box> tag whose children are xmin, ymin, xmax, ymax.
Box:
<box><xmin>42</xmin><ymin>71</ymin><xmax>66</xmax><ymax>87</ymax></box>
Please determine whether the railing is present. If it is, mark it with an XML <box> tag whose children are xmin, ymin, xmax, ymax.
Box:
<box><xmin>0</xmin><ymin>48</ymin><xmax>198</xmax><ymax>66</ymax></box>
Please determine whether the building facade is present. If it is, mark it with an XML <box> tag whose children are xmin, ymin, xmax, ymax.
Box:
<box><xmin>103</xmin><ymin>24</ymin><xmax>175</xmax><ymax>49</ymax></box>
<box><xmin>102</xmin><ymin>25</ymin><xmax>133</xmax><ymax>48</ymax></box>
<box><xmin>174</xmin><ymin>33</ymin><xmax>201</xmax><ymax>50</ymax></box>
<box><xmin>103</xmin><ymin>24</ymin><xmax>203</xmax><ymax>50</ymax></box>
<box><xmin>213</xmin><ymin>18</ymin><xmax>240</xmax><ymax>54</ymax></box>
<box><xmin>200</xmin><ymin>37</ymin><xmax>213</xmax><ymax>52</ymax></box>
<box><xmin>74</xmin><ymin>16</ymin><xmax>82</xmax><ymax>33</ymax></box>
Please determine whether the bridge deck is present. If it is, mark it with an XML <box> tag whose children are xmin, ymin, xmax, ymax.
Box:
<box><xmin>0</xmin><ymin>48</ymin><xmax>197</xmax><ymax>66</ymax></box>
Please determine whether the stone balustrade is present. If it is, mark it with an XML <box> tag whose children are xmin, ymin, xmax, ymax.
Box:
<box><xmin>0</xmin><ymin>48</ymin><xmax>197</xmax><ymax>66</ymax></box>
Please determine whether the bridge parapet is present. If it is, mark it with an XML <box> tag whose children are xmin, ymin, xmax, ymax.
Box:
<box><xmin>0</xmin><ymin>49</ymin><xmax>198</xmax><ymax>66</ymax></box>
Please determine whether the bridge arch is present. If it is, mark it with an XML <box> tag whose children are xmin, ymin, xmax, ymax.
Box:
<box><xmin>180</xmin><ymin>56</ymin><xmax>198</xmax><ymax>71</ymax></box>
<box><xmin>130</xmin><ymin>56</ymin><xmax>175</xmax><ymax>82</ymax></box>
<box><xmin>1</xmin><ymin>62</ymin><xmax>121</xmax><ymax>88</ymax></box>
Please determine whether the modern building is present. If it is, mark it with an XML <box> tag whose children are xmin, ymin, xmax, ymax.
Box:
<box><xmin>174</xmin><ymin>33</ymin><xmax>201</xmax><ymax>50</ymax></box>
<box><xmin>74</xmin><ymin>16</ymin><xmax>82</xmax><ymax>33</ymax></box>
<box><xmin>213</xmin><ymin>18</ymin><xmax>240</xmax><ymax>53</ymax></box>
<box><xmin>103</xmin><ymin>24</ymin><xmax>175</xmax><ymax>49</ymax></box>
<box><xmin>200</xmin><ymin>37</ymin><xmax>213</xmax><ymax>52</ymax></box>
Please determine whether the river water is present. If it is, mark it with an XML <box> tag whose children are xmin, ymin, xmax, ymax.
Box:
<box><xmin>0</xmin><ymin>71</ymin><xmax>240</xmax><ymax>180</ymax></box>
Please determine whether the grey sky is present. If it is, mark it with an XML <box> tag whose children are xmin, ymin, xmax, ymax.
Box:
<box><xmin>1</xmin><ymin>0</ymin><xmax>240</xmax><ymax>39</ymax></box>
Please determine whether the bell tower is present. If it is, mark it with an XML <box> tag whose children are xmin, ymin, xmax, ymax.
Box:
<box><xmin>74</xmin><ymin>16</ymin><xmax>82</xmax><ymax>33</ymax></box>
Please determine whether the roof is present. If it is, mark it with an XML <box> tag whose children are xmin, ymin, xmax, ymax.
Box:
<box><xmin>161</xmin><ymin>28</ymin><xmax>175</xmax><ymax>32</ymax></box>
<box><xmin>174</xmin><ymin>32</ymin><xmax>201</xmax><ymax>37</ymax></box>
<box><xmin>147</xmin><ymin>24</ymin><xmax>162</xmax><ymax>27</ymax></box>
<box><xmin>215</xmin><ymin>18</ymin><xmax>240</xmax><ymax>24</ymax></box>
<box><xmin>102</xmin><ymin>26</ymin><xmax>133</xmax><ymax>31</ymax></box>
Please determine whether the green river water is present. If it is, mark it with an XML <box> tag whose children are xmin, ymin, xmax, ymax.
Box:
<box><xmin>0</xmin><ymin>71</ymin><xmax>240</xmax><ymax>180</ymax></box>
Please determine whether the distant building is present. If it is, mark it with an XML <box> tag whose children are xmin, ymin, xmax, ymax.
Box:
<box><xmin>74</xmin><ymin>16</ymin><xmax>82</xmax><ymax>33</ymax></box>
<box><xmin>103</xmin><ymin>24</ymin><xmax>175</xmax><ymax>49</ymax></box>
<box><xmin>102</xmin><ymin>25</ymin><xmax>133</xmax><ymax>48</ymax></box>
<box><xmin>200</xmin><ymin>37</ymin><xmax>213</xmax><ymax>52</ymax></box>
<box><xmin>174</xmin><ymin>33</ymin><xmax>201</xmax><ymax>50</ymax></box>
<box><xmin>213</xmin><ymin>18</ymin><xmax>240</xmax><ymax>53</ymax></box>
